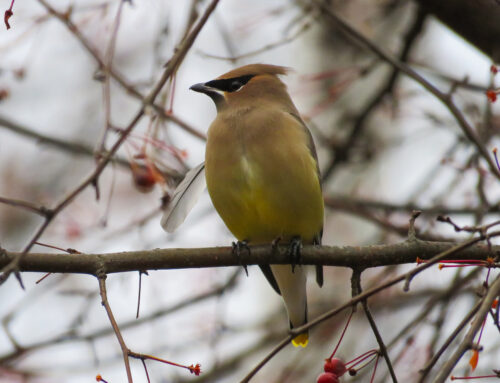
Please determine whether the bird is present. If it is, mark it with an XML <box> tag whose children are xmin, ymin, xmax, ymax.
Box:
<box><xmin>161</xmin><ymin>64</ymin><xmax>324</xmax><ymax>347</ymax></box>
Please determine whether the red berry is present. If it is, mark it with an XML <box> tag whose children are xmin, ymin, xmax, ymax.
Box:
<box><xmin>486</xmin><ymin>89</ymin><xmax>497</xmax><ymax>103</ymax></box>
<box><xmin>132</xmin><ymin>166</ymin><xmax>157</xmax><ymax>193</ymax></box>
<box><xmin>324</xmin><ymin>358</ymin><xmax>347</xmax><ymax>377</ymax></box>
<box><xmin>316</xmin><ymin>372</ymin><xmax>339</xmax><ymax>383</ymax></box>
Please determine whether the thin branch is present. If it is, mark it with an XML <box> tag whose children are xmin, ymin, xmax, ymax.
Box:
<box><xmin>0</xmin><ymin>196</ymin><xmax>49</xmax><ymax>216</ymax></box>
<box><xmin>0</xmin><ymin>0</ymin><xmax>219</xmax><ymax>287</ymax></box>
<box><xmin>431</xmin><ymin>274</ymin><xmax>500</xmax><ymax>383</ymax></box>
<box><xmin>0</xmin><ymin>271</ymin><xmax>239</xmax><ymax>364</ymax></box>
<box><xmin>324</xmin><ymin>195</ymin><xmax>500</xmax><ymax>216</ymax></box>
<box><xmin>239</xmin><ymin>336</ymin><xmax>292</xmax><ymax>383</ymax></box>
<box><xmin>0</xmin><ymin>114</ymin><xmax>130</xmax><ymax>168</ymax></box>
<box><xmin>352</xmin><ymin>271</ymin><xmax>398</xmax><ymax>383</ymax></box>
<box><xmin>325</xmin><ymin>200</ymin><xmax>449</xmax><ymax>242</ymax></box>
<box><xmin>0</xmin><ymin>0</ymin><xmax>220</xmax><ymax>286</ymax></box>
<box><xmin>180</xmin><ymin>331</ymin><xmax>282</xmax><ymax>383</ymax></box>
<box><xmin>387</xmin><ymin>267</ymin><xmax>481</xmax><ymax>351</ymax></box>
<box><xmin>36</xmin><ymin>0</ymin><xmax>206</xmax><ymax>141</ymax></box>
<box><xmin>96</xmin><ymin>0</ymin><xmax>126</xmax><ymax>158</ymax></box>
<box><xmin>313</xmin><ymin>0</ymin><xmax>500</xmax><ymax>181</ymax></box>
<box><xmin>198</xmin><ymin>17</ymin><xmax>313</xmax><ymax>61</ymax></box>
<box><xmin>322</xmin><ymin>7</ymin><xmax>427</xmax><ymax>180</ymax></box>
<box><xmin>418</xmin><ymin>299</ymin><xmax>483</xmax><ymax>382</ymax></box>
<box><xmin>98</xmin><ymin>276</ymin><xmax>133</xmax><ymax>383</ymax></box>
<box><xmin>238</xmin><ymin>231</ymin><xmax>500</xmax><ymax>382</ymax></box>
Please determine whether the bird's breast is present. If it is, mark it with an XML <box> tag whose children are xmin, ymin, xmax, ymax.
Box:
<box><xmin>205</xmin><ymin>108</ymin><xmax>323</xmax><ymax>243</ymax></box>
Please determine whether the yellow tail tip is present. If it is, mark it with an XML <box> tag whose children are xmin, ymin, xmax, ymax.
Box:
<box><xmin>291</xmin><ymin>333</ymin><xmax>309</xmax><ymax>348</ymax></box>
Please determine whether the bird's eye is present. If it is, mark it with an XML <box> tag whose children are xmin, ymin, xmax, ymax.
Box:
<box><xmin>230</xmin><ymin>80</ymin><xmax>243</xmax><ymax>92</ymax></box>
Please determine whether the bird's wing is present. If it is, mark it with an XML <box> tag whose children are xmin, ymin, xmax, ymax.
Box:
<box><xmin>288</xmin><ymin>112</ymin><xmax>322</xmax><ymax>186</ymax></box>
<box><xmin>289</xmin><ymin>112</ymin><xmax>324</xmax><ymax>287</ymax></box>
<box><xmin>259</xmin><ymin>265</ymin><xmax>281</xmax><ymax>295</ymax></box>
<box><xmin>161</xmin><ymin>162</ymin><xmax>206</xmax><ymax>233</ymax></box>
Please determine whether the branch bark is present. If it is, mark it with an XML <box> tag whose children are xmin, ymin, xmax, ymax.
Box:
<box><xmin>1</xmin><ymin>238</ymin><xmax>497</xmax><ymax>275</ymax></box>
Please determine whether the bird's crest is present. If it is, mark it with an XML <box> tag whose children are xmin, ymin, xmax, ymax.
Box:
<box><xmin>216</xmin><ymin>64</ymin><xmax>290</xmax><ymax>80</ymax></box>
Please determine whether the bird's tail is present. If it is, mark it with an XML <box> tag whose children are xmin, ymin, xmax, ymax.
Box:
<box><xmin>291</xmin><ymin>331</ymin><xmax>309</xmax><ymax>347</ymax></box>
<box><xmin>270</xmin><ymin>264</ymin><xmax>308</xmax><ymax>348</ymax></box>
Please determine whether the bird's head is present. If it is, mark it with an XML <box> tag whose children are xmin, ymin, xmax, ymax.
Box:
<box><xmin>190</xmin><ymin>64</ymin><xmax>291</xmax><ymax>111</ymax></box>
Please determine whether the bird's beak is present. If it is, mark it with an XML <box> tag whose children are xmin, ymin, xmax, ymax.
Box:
<box><xmin>190</xmin><ymin>82</ymin><xmax>212</xmax><ymax>94</ymax></box>
<box><xmin>190</xmin><ymin>81</ymin><xmax>225</xmax><ymax>110</ymax></box>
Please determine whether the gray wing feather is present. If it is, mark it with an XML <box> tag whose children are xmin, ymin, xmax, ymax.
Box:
<box><xmin>161</xmin><ymin>162</ymin><xmax>206</xmax><ymax>233</ymax></box>
<box><xmin>290</xmin><ymin>112</ymin><xmax>324</xmax><ymax>287</ymax></box>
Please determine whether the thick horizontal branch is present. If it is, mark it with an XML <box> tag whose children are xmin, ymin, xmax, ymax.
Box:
<box><xmin>1</xmin><ymin>239</ymin><xmax>497</xmax><ymax>275</ymax></box>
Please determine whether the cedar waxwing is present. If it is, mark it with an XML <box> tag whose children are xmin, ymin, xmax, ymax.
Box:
<box><xmin>161</xmin><ymin>64</ymin><xmax>324</xmax><ymax>348</ymax></box>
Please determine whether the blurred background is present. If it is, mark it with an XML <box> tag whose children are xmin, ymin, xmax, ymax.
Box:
<box><xmin>1</xmin><ymin>0</ymin><xmax>500</xmax><ymax>382</ymax></box>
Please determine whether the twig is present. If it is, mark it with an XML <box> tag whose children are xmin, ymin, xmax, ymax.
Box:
<box><xmin>324</xmin><ymin>194</ymin><xmax>500</xmax><ymax>216</ymax></box>
<box><xmin>325</xmin><ymin>198</ymin><xmax>447</xmax><ymax>242</ymax></box>
<box><xmin>198</xmin><ymin>18</ymin><xmax>312</xmax><ymax>61</ymax></box>
<box><xmin>403</xmin><ymin>233</ymin><xmax>493</xmax><ymax>292</ymax></box>
<box><xmin>364</xmin><ymin>305</ymin><xmax>398</xmax><ymax>383</ymax></box>
<box><xmin>98</xmin><ymin>276</ymin><xmax>133</xmax><ymax>383</ymax></box>
<box><xmin>36</xmin><ymin>0</ymin><xmax>206</xmax><ymax>142</ymax></box>
<box><xmin>296</xmin><ymin>233</ymin><xmax>497</xmax><ymax>335</ymax></box>
<box><xmin>321</xmin><ymin>7</ymin><xmax>427</xmax><ymax>180</ymax></box>
<box><xmin>141</xmin><ymin>359</ymin><xmax>150</xmax><ymax>383</ymax></box>
<box><xmin>175</xmin><ymin>331</ymin><xmax>282</xmax><ymax>383</ymax></box>
<box><xmin>408</xmin><ymin>210</ymin><xmax>422</xmax><ymax>240</ymax></box>
<box><xmin>237</xmin><ymin>232</ymin><xmax>498</xmax><ymax>382</ymax></box>
<box><xmin>128</xmin><ymin>351</ymin><xmax>201</xmax><ymax>376</ymax></box>
<box><xmin>418</xmin><ymin>299</ymin><xmax>482</xmax><ymax>382</ymax></box>
<box><xmin>136</xmin><ymin>271</ymin><xmax>148</xmax><ymax>319</ymax></box>
<box><xmin>0</xmin><ymin>0</ymin><xmax>220</xmax><ymax>286</ymax></box>
<box><xmin>96</xmin><ymin>0</ymin><xmax>126</xmax><ymax>158</ymax></box>
<box><xmin>0</xmin><ymin>271</ymin><xmax>240</xmax><ymax>364</ymax></box>
<box><xmin>431</xmin><ymin>274</ymin><xmax>500</xmax><ymax>383</ymax></box>
<box><xmin>0</xmin><ymin>114</ymin><xmax>130</xmax><ymax>168</ymax></box>
<box><xmin>313</xmin><ymin>0</ymin><xmax>500</xmax><ymax>181</ymax></box>
<box><xmin>352</xmin><ymin>270</ymin><xmax>398</xmax><ymax>383</ymax></box>
<box><xmin>388</xmin><ymin>267</ymin><xmax>480</xmax><ymax>351</ymax></box>
<box><xmin>0</xmin><ymin>196</ymin><xmax>49</xmax><ymax>216</ymax></box>
<box><xmin>239</xmin><ymin>336</ymin><xmax>292</xmax><ymax>383</ymax></box>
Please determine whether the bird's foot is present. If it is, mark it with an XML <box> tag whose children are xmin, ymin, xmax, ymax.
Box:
<box><xmin>288</xmin><ymin>236</ymin><xmax>302</xmax><ymax>273</ymax></box>
<box><xmin>271</xmin><ymin>236</ymin><xmax>282</xmax><ymax>252</ymax></box>
<box><xmin>232</xmin><ymin>240</ymin><xmax>250</xmax><ymax>276</ymax></box>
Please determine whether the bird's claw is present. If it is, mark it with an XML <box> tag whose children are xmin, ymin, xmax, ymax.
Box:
<box><xmin>288</xmin><ymin>236</ymin><xmax>302</xmax><ymax>273</ymax></box>
<box><xmin>271</xmin><ymin>236</ymin><xmax>282</xmax><ymax>252</ymax></box>
<box><xmin>232</xmin><ymin>240</ymin><xmax>250</xmax><ymax>276</ymax></box>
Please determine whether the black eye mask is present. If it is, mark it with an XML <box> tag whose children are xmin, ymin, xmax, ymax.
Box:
<box><xmin>205</xmin><ymin>74</ymin><xmax>254</xmax><ymax>93</ymax></box>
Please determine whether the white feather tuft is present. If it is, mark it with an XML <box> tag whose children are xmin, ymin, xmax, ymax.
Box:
<box><xmin>161</xmin><ymin>162</ymin><xmax>206</xmax><ymax>233</ymax></box>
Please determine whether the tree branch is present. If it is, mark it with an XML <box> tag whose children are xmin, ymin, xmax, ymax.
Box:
<box><xmin>353</xmin><ymin>271</ymin><xmax>398</xmax><ymax>383</ymax></box>
<box><xmin>0</xmin><ymin>0</ymin><xmax>220</xmax><ymax>286</ymax></box>
<box><xmin>415</xmin><ymin>0</ymin><xmax>500</xmax><ymax>61</ymax></box>
<box><xmin>239</xmin><ymin>232</ymin><xmax>495</xmax><ymax>382</ymax></box>
<box><xmin>1</xmin><ymin>238</ymin><xmax>498</xmax><ymax>275</ymax></box>
<box><xmin>98</xmin><ymin>275</ymin><xmax>133</xmax><ymax>383</ymax></box>
<box><xmin>431</xmin><ymin>274</ymin><xmax>500</xmax><ymax>383</ymax></box>
<box><xmin>324</xmin><ymin>195</ymin><xmax>500</xmax><ymax>216</ymax></box>
<box><xmin>37</xmin><ymin>0</ymin><xmax>207</xmax><ymax>142</ymax></box>
<box><xmin>313</xmin><ymin>0</ymin><xmax>500</xmax><ymax>181</ymax></box>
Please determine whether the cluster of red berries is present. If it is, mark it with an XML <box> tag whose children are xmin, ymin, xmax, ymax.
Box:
<box><xmin>317</xmin><ymin>357</ymin><xmax>350</xmax><ymax>383</ymax></box>
<box><xmin>486</xmin><ymin>65</ymin><xmax>499</xmax><ymax>103</ymax></box>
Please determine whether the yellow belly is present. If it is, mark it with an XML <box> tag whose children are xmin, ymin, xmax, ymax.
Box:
<box><xmin>205</xmin><ymin>110</ymin><xmax>323</xmax><ymax>244</ymax></box>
